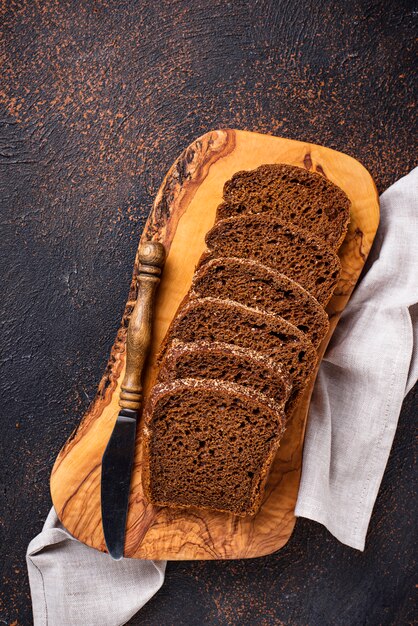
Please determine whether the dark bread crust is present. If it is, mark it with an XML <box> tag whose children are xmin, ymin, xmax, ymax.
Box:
<box><xmin>191</xmin><ymin>257</ymin><xmax>329</xmax><ymax>347</ymax></box>
<box><xmin>157</xmin><ymin>297</ymin><xmax>317</xmax><ymax>401</ymax></box>
<box><xmin>158</xmin><ymin>340</ymin><xmax>292</xmax><ymax>407</ymax></box>
<box><xmin>202</xmin><ymin>214</ymin><xmax>341</xmax><ymax>305</ymax></box>
<box><xmin>142</xmin><ymin>378</ymin><xmax>286</xmax><ymax>516</ymax></box>
<box><xmin>219</xmin><ymin>163</ymin><xmax>351</xmax><ymax>249</ymax></box>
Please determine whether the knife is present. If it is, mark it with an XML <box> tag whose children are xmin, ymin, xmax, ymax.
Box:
<box><xmin>101</xmin><ymin>240</ymin><xmax>165</xmax><ymax>559</ymax></box>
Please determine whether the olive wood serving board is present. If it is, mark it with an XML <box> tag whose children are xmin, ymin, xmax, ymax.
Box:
<box><xmin>50</xmin><ymin>129</ymin><xmax>379</xmax><ymax>560</ymax></box>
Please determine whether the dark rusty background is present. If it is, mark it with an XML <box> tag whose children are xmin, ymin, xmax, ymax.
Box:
<box><xmin>1</xmin><ymin>1</ymin><xmax>417</xmax><ymax>624</ymax></box>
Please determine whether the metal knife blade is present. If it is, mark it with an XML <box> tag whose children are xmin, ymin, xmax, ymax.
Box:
<box><xmin>100</xmin><ymin>241</ymin><xmax>165</xmax><ymax>560</ymax></box>
<box><xmin>101</xmin><ymin>409</ymin><xmax>137</xmax><ymax>559</ymax></box>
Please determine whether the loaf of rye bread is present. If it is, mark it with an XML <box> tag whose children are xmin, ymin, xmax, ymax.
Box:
<box><xmin>158</xmin><ymin>297</ymin><xmax>317</xmax><ymax>407</ymax></box>
<box><xmin>200</xmin><ymin>214</ymin><xmax>341</xmax><ymax>305</ymax></box>
<box><xmin>144</xmin><ymin>162</ymin><xmax>350</xmax><ymax>518</ymax></box>
<box><xmin>218</xmin><ymin>163</ymin><xmax>351</xmax><ymax>249</ymax></box>
<box><xmin>142</xmin><ymin>378</ymin><xmax>287</xmax><ymax>516</ymax></box>
<box><xmin>190</xmin><ymin>257</ymin><xmax>329</xmax><ymax>347</ymax></box>
<box><xmin>158</xmin><ymin>340</ymin><xmax>292</xmax><ymax>407</ymax></box>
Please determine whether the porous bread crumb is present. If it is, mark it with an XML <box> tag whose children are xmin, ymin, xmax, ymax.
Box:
<box><xmin>191</xmin><ymin>257</ymin><xmax>329</xmax><ymax>347</ymax></box>
<box><xmin>158</xmin><ymin>340</ymin><xmax>292</xmax><ymax>407</ymax></box>
<box><xmin>202</xmin><ymin>214</ymin><xmax>341</xmax><ymax>306</ymax></box>
<box><xmin>219</xmin><ymin>162</ymin><xmax>350</xmax><ymax>249</ymax></box>
<box><xmin>143</xmin><ymin>378</ymin><xmax>286</xmax><ymax>516</ymax></box>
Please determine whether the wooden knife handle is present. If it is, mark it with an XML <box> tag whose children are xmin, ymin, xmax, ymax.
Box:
<box><xmin>119</xmin><ymin>241</ymin><xmax>166</xmax><ymax>411</ymax></box>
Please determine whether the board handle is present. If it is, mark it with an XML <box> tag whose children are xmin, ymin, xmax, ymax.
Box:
<box><xmin>119</xmin><ymin>241</ymin><xmax>166</xmax><ymax>411</ymax></box>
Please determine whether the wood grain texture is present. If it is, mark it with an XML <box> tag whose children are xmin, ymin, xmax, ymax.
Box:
<box><xmin>1</xmin><ymin>1</ymin><xmax>416</xmax><ymax>622</ymax></box>
<box><xmin>50</xmin><ymin>129</ymin><xmax>379</xmax><ymax>560</ymax></box>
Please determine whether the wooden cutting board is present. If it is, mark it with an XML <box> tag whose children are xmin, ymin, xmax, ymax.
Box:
<box><xmin>50</xmin><ymin>129</ymin><xmax>379</xmax><ymax>560</ymax></box>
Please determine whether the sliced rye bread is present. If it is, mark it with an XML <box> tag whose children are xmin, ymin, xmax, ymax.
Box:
<box><xmin>190</xmin><ymin>257</ymin><xmax>329</xmax><ymax>348</ymax></box>
<box><xmin>218</xmin><ymin>163</ymin><xmax>351</xmax><ymax>249</ymax></box>
<box><xmin>142</xmin><ymin>378</ymin><xmax>287</xmax><ymax>516</ymax></box>
<box><xmin>200</xmin><ymin>214</ymin><xmax>341</xmax><ymax>305</ymax></box>
<box><xmin>158</xmin><ymin>297</ymin><xmax>317</xmax><ymax>409</ymax></box>
<box><xmin>158</xmin><ymin>340</ymin><xmax>292</xmax><ymax>407</ymax></box>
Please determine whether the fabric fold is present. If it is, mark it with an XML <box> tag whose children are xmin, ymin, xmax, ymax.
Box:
<box><xmin>27</xmin><ymin>509</ymin><xmax>166</xmax><ymax>626</ymax></box>
<box><xmin>295</xmin><ymin>167</ymin><xmax>418</xmax><ymax>550</ymax></box>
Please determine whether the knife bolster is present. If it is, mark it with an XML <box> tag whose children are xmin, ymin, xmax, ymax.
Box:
<box><xmin>119</xmin><ymin>389</ymin><xmax>143</xmax><ymax>410</ymax></box>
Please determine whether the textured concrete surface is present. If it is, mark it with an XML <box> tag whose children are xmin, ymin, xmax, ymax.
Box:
<box><xmin>0</xmin><ymin>1</ymin><xmax>416</xmax><ymax>624</ymax></box>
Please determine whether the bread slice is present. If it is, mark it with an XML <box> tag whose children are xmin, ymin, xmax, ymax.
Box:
<box><xmin>158</xmin><ymin>340</ymin><xmax>292</xmax><ymax>407</ymax></box>
<box><xmin>158</xmin><ymin>297</ymin><xmax>317</xmax><ymax>407</ymax></box>
<box><xmin>218</xmin><ymin>163</ymin><xmax>351</xmax><ymax>249</ymax></box>
<box><xmin>201</xmin><ymin>215</ymin><xmax>341</xmax><ymax>305</ymax></box>
<box><xmin>190</xmin><ymin>257</ymin><xmax>329</xmax><ymax>347</ymax></box>
<box><xmin>143</xmin><ymin>378</ymin><xmax>286</xmax><ymax>516</ymax></box>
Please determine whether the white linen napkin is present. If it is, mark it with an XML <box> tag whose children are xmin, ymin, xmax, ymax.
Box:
<box><xmin>26</xmin><ymin>508</ymin><xmax>166</xmax><ymax>626</ymax></box>
<box><xmin>27</xmin><ymin>169</ymin><xmax>418</xmax><ymax>625</ymax></box>
<box><xmin>295</xmin><ymin>167</ymin><xmax>418</xmax><ymax>550</ymax></box>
